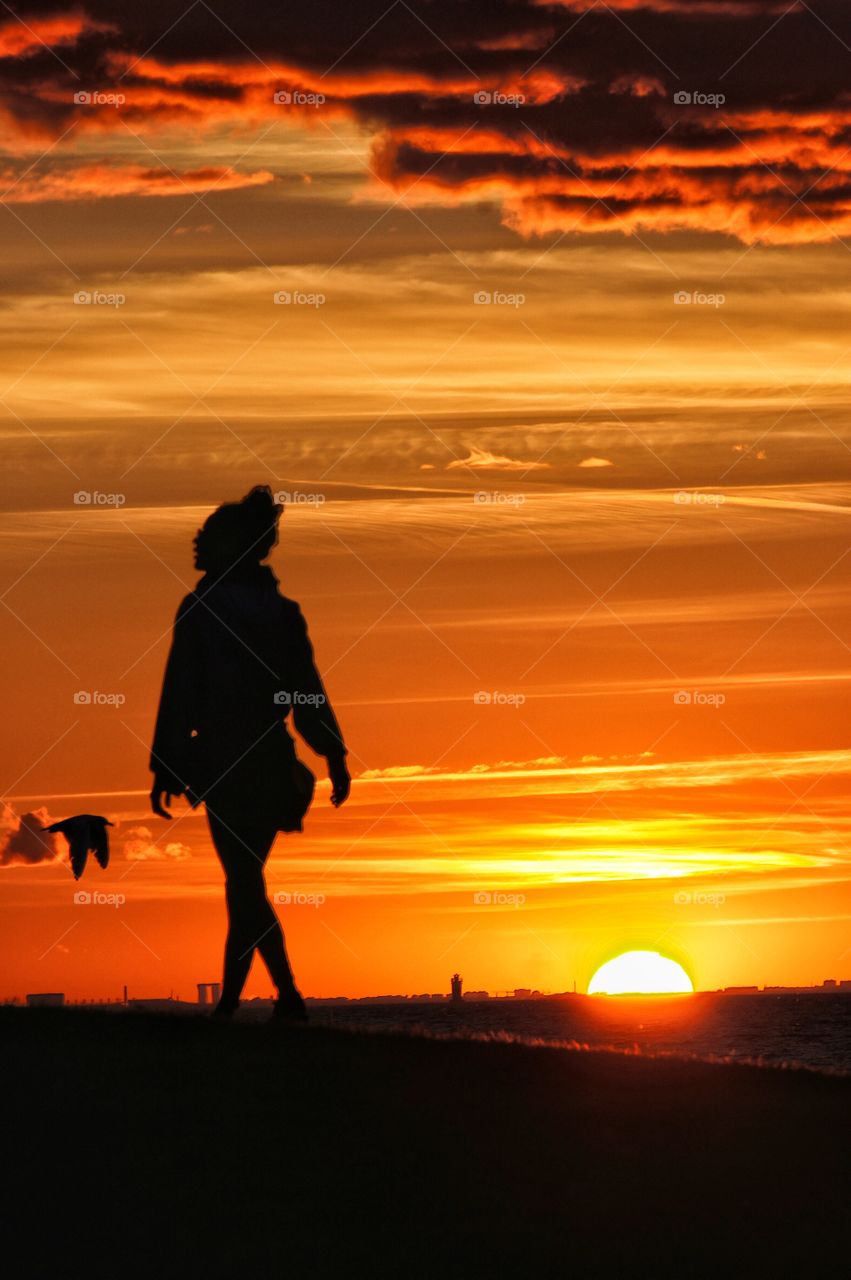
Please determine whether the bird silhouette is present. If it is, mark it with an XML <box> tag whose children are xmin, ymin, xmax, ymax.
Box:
<box><xmin>44</xmin><ymin>815</ymin><xmax>113</xmax><ymax>880</ymax></box>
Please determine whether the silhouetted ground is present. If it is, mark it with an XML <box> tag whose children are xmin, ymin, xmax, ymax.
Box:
<box><xmin>2</xmin><ymin>1009</ymin><xmax>847</xmax><ymax>1278</ymax></box>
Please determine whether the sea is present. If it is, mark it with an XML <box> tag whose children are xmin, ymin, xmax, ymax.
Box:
<box><xmin>306</xmin><ymin>993</ymin><xmax>851</xmax><ymax>1074</ymax></box>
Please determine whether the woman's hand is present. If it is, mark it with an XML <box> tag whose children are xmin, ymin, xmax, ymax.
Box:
<box><xmin>150</xmin><ymin>777</ymin><xmax>176</xmax><ymax>820</ymax></box>
<box><xmin>328</xmin><ymin>756</ymin><xmax>351</xmax><ymax>808</ymax></box>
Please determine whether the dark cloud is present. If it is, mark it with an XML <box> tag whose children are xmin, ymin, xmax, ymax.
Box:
<box><xmin>2</xmin><ymin>1</ymin><xmax>851</xmax><ymax>241</ymax></box>
<box><xmin>0</xmin><ymin>805</ymin><xmax>60</xmax><ymax>867</ymax></box>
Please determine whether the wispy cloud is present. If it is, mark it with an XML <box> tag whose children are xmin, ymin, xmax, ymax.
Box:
<box><xmin>446</xmin><ymin>446</ymin><xmax>551</xmax><ymax>471</ymax></box>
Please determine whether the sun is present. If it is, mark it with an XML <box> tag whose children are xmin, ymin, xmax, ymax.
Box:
<box><xmin>588</xmin><ymin>950</ymin><xmax>694</xmax><ymax>995</ymax></box>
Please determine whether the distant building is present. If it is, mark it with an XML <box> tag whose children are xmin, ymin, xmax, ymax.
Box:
<box><xmin>723</xmin><ymin>986</ymin><xmax>759</xmax><ymax>994</ymax></box>
<box><xmin>514</xmin><ymin>988</ymin><xmax>532</xmax><ymax>999</ymax></box>
<box><xmin>450</xmin><ymin>973</ymin><xmax>463</xmax><ymax>1002</ymax></box>
<box><xmin>764</xmin><ymin>982</ymin><xmax>851</xmax><ymax>993</ymax></box>
<box><xmin>464</xmin><ymin>990</ymin><xmax>490</xmax><ymax>1001</ymax></box>
<box><xmin>26</xmin><ymin>992</ymin><xmax>64</xmax><ymax>1008</ymax></box>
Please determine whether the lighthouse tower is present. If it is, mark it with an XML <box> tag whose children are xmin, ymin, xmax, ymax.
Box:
<box><xmin>450</xmin><ymin>973</ymin><xmax>463</xmax><ymax>1003</ymax></box>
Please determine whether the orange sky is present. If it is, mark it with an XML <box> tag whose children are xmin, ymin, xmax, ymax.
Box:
<box><xmin>2</xmin><ymin>0</ymin><xmax>851</xmax><ymax>1001</ymax></box>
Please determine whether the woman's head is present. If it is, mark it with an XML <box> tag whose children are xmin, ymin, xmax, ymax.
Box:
<box><xmin>194</xmin><ymin>485</ymin><xmax>282</xmax><ymax>576</ymax></box>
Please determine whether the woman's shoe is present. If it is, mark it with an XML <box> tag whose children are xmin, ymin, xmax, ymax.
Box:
<box><xmin>272</xmin><ymin>988</ymin><xmax>308</xmax><ymax>1023</ymax></box>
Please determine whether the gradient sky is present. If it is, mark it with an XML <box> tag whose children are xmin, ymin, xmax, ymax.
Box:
<box><xmin>2</xmin><ymin>0</ymin><xmax>851</xmax><ymax>1001</ymax></box>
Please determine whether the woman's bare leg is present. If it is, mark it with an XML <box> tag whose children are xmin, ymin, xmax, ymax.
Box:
<box><xmin>207</xmin><ymin>809</ymin><xmax>295</xmax><ymax>1008</ymax></box>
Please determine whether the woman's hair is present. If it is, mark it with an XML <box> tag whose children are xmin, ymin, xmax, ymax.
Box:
<box><xmin>194</xmin><ymin>485</ymin><xmax>283</xmax><ymax>575</ymax></box>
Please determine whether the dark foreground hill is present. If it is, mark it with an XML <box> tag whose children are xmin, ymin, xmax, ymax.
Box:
<box><xmin>2</xmin><ymin>1008</ymin><xmax>848</xmax><ymax>1278</ymax></box>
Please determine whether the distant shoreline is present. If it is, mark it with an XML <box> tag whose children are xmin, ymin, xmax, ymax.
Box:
<box><xmin>13</xmin><ymin>985</ymin><xmax>851</xmax><ymax>1007</ymax></box>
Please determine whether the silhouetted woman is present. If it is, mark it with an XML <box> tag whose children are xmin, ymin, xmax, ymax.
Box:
<box><xmin>149</xmin><ymin>485</ymin><xmax>350</xmax><ymax>1021</ymax></box>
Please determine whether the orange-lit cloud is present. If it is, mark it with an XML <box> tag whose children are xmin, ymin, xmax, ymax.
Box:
<box><xmin>0</xmin><ymin>805</ymin><xmax>59</xmax><ymax>867</ymax></box>
<box><xmin>0</xmin><ymin>11</ymin><xmax>112</xmax><ymax>58</ymax></box>
<box><xmin>1</xmin><ymin>1</ymin><xmax>850</xmax><ymax>242</ymax></box>
<box><xmin>1</xmin><ymin>162</ymin><xmax>275</xmax><ymax>202</ymax></box>
<box><xmin>349</xmin><ymin>747</ymin><xmax>851</xmax><ymax>803</ymax></box>
<box><xmin>123</xmin><ymin>825</ymin><xmax>190</xmax><ymax>861</ymax></box>
<box><xmin>446</xmin><ymin>447</ymin><xmax>551</xmax><ymax>471</ymax></box>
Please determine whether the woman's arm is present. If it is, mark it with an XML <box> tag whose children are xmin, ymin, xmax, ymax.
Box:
<box><xmin>284</xmin><ymin>603</ymin><xmax>350</xmax><ymax>807</ymax></box>
<box><xmin>150</xmin><ymin>596</ymin><xmax>199</xmax><ymax>818</ymax></box>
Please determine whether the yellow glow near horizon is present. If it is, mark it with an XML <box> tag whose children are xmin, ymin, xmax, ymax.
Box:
<box><xmin>588</xmin><ymin>951</ymin><xmax>694</xmax><ymax>995</ymax></box>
